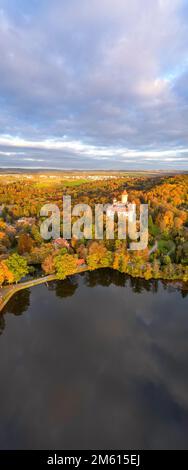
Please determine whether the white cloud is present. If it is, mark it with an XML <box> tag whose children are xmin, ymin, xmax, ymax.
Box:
<box><xmin>0</xmin><ymin>134</ymin><xmax>187</xmax><ymax>166</ymax></box>
<box><xmin>0</xmin><ymin>0</ymin><xmax>187</xmax><ymax>168</ymax></box>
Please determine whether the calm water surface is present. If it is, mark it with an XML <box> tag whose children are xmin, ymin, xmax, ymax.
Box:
<box><xmin>0</xmin><ymin>269</ymin><xmax>188</xmax><ymax>449</ymax></box>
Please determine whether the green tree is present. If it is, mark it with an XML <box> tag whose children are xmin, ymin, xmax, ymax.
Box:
<box><xmin>6</xmin><ymin>253</ymin><xmax>29</xmax><ymax>283</ymax></box>
<box><xmin>31</xmin><ymin>224</ymin><xmax>43</xmax><ymax>244</ymax></box>
<box><xmin>55</xmin><ymin>254</ymin><xmax>78</xmax><ymax>280</ymax></box>
<box><xmin>163</xmin><ymin>255</ymin><xmax>171</xmax><ymax>265</ymax></box>
<box><xmin>86</xmin><ymin>253</ymin><xmax>99</xmax><ymax>270</ymax></box>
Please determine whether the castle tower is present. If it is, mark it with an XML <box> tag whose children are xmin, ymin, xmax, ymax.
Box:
<box><xmin>121</xmin><ymin>190</ymin><xmax>128</xmax><ymax>205</ymax></box>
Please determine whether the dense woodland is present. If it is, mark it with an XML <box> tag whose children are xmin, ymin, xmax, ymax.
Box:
<box><xmin>0</xmin><ymin>173</ymin><xmax>187</xmax><ymax>287</ymax></box>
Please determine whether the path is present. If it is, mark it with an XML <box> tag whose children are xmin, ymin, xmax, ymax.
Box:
<box><xmin>149</xmin><ymin>240</ymin><xmax>158</xmax><ymax>255</ymax></box>
<box><xmin>0</xmin><ymin>267</ymin><xmax>88</xmax><ymax>313</ymax></box>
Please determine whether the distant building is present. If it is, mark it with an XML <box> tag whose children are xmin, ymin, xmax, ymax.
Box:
<box><xmin>76</xmin><ymin>258</ymin><xmax>85</xmax><ymax>267</ymax></box>
<box><xmin>17</xmin><ymin>217</ymin><xmax>36</xmax><ymax>226</ymax></box>
<box><xmin>53</xmin><ymin>238</ymin><xmax>70</xmax><ymax>249</ymax></box>
<box><xmin>0</xmin><ymin>204</ymin><xmax>5</xmax><ymax>216</ymax></box>
<box><xmin>108</xmin><ymin>190</ymin><xmax>134</xmax><ymax>221</ymax></box>
<box><xmin>121</xmin><ymin>190</ymin><xmax>128</xmax><ymax>205</ymax></box>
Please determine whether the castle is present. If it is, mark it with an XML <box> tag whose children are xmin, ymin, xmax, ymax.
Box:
<box><xmin>108</xmin><ymin>190</ymin><xmax>135</xmax><ymax>221</ymax></box>
<box><xmin>112</xmin><ymin>190</ymin><xmax>128</xmax><ymax>208</ymax></box>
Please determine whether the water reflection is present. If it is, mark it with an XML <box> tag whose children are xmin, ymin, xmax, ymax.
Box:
<box><xmin>5</xmin><ymin>289</ymin><xmax>31</xmax><ymax>316</ymax></box>
<box><xmin>0</xmin><ymin>314</ymin><xmax>5</xmax><ymax>335</ymax></box>
<box><xmin>0</xmin><ymin>270</ymin><xmax>188</xmax><ymax>450</ymax></box>
<box><xmin>0</xmin><ymin>271</ymin><xmax>187</xmax><ymax>336</ymax></box>
<box><xmin>48</xmin><ymin>277</ymin><xmax>78</xmax><ymax>298</ymax></box>
<box><xmin>83</xmin><ymin>268</ymin><xmax>127</xmax><ymax>288</ymax></box>
<box><xmin>84</xmin><ymin>268</ymin><xmax>187</xmax><ymax>297</ymax></box>
<box><xmin>0</xmin><ymin>289</ymin><xmax>31</xmax><ymax>335</ymax></box>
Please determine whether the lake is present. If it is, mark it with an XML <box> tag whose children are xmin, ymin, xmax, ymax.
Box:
<box><xmin>0</xmin><ymin>269</ymin><xmax>188</xmax><ymax>450</ymax></box>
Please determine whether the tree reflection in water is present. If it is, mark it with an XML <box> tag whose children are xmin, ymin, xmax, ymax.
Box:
<box><xmin>0</xmin><ymin>270</ymin><xmax>187</xmax><ymax>336</ymax></box>
<box><xmin>0</xmin><ymin>288</ymin><xmax>31</xmax><ymax>335</ymax></box>
<box><xmin>0</xmin><ymin>315</ymin><xmax>5</xmax><ymax>336</ymax></box>
<box><xmin>47</xmin><ymin>276</ymin><xmax>78</xmax><ymax>298</ymax></box>
<box><xmin>84</xmin><ymin>268</ymin><xmax>127</xmax><ymax>288</ymax></box>
<box><xmin>84</xmin><ymin>268</ymin><xmax>187</xmax><ymax>297</ymax></box>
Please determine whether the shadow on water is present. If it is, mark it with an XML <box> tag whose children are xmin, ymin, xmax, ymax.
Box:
<box><xmin>83</xmin><ymin>268</ymin><xmax>187</xmax><ymax>296</ymax></box>
<box><xmin>48</xmin><ymin>276</ymin><xmax>78</xmax><ymax>298</ymax></box>
<box><xmin>0</xmin><ymin>270</ymin><xmax>187</xmax><ymax>336</ymax></box>
<box><xmin>0</xmin><ymin>269</ymin><xmax>188</xmax><ymax>450</ymax></box>
<box><xmin>0</xmin><ymin>289</ymin><xmax>31</xmax><ymax>335</ymax></box>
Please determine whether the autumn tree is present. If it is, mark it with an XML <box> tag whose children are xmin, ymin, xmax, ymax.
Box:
<box><xmin>27</xmin><ymin>245</ymin><xmax>53</xmax><ymax>264</ymax></box>
<box><xmin>113</xmin><ymin>251</ymin><xmax>129</xmax><ymax>273</ymax></box>
<box><xmin>0</xmin><ymin>261</ymin><xmax>14</xmax><ymax>286</ymax></box>
<box><xmin>87</xmin><ymin>241</ymin><xmax>112</xmax><ymax>270</ymax></box>
<box><xmin>55</xmin><ymin>253</ymin><xmax>78</xmax><ymax>280</ymax></box>
<box><xmin>18</xmin><ymin>233</ymin><xmax>33</xmax><ymax>254</ymax></box>
<box><xmin>5</xmin><ymin>254</ymin><xmax>29</xmax><ymax>283</ymax></box>
<box><xmin>77</xmin><ymin>243</ymin><xmax>88</xmax><ymax>260</ymax></box>
<box><xmin>42</xmin><ymin>254</ymin><xmax>56</xmax><ymax>275</ymax></box>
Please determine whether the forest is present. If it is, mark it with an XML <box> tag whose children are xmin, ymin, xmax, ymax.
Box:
<box><xmin>0</xmin><ymin>172</ymin><xmax>187</xmax><ymax>288</ymax></box>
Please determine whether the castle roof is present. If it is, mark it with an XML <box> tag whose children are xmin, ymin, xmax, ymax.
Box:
<box><xmin>53</xmin><ymin>238</ymin><xmax>70</xmax><ymax>247</ymax></box>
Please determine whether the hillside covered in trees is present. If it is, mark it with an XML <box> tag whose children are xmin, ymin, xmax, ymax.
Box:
<box><xmin>0</xmin><ymin>172</ymin><xmax>187</xmax><ymax>286</ymax></box>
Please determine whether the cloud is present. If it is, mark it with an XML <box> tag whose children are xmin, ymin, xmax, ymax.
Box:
<box><xmin>0</xmin><ymin>0</ymin><xmax>187</xmax><ymax>169</ymax></box>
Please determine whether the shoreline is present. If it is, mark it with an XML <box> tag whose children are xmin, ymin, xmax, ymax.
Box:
<box><xmin>0</xmin><ymin>266</ymin><xmax>187</xmax><ymax>314</ymax></box>
<box><xmin>0</xmin><ymin>266</ymin><xmax>89</xmax><ymax>313</ymax></box>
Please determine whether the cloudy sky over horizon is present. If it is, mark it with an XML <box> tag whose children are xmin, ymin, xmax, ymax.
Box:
<box><xmin>0</xmin><ymin>0</ymin><xmax>188</xmax><ymax>170</ymax></box>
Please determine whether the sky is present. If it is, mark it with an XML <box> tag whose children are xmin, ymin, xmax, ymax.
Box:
<box><xmin>0</xmin><ymin>0</ymin><xmax>188</xmax><ymax>170</ymax></box>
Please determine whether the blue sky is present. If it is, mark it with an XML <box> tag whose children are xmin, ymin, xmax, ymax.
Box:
<box><xmin>0</xmin><ymin>0</ymin><xmax>188</xmax><ymax>170</ymax></box>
